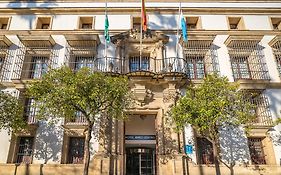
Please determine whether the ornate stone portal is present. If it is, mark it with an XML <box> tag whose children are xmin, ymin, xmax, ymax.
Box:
<box><xmin>92</xmin><ymin>30</ymin><xmax>188</xmax><ymax>175</ymax></box>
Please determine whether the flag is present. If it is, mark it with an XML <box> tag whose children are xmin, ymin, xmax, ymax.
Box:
<box><xmin>141</xmin><ymin>0</ymin><xmax>148</xmax><ymax>31</ymax></box>
<box><xmin>180</xmin><ymin>11</ymin><xmax>188</xmax><ymax>42</ymax></box>
<box><xmin>105</xmin><ymin>14</ymin><xmax>110</xmax><ymax>43</ymax></box>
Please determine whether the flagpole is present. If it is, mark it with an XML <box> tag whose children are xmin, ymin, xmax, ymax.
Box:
<box><xmin>140</xmin><ymin>0</ymin><xmax>143</xmax><ymax>70</ymax></box>
<box><xmin>105</xmin><ymin>0</ymin><xmax>108</xmax><ymax>59</ymax></box>
<box><xmin>176</xmin><ymin>2</ymin><xmax>181</xmax><ymax>59</ymax></box>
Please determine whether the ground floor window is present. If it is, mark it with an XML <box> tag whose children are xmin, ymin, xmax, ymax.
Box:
<box><xmin>197</xmin><ymin>137</ymin><xmax>214</xmax><ymax>164</ymax></box>
<box><xmin>16</xmin><ymin>137</ymin><xmax>34</xmax><ymax>164</ymax></box>
<box><xmin>248</xmin><ymin>138</ymin><xmax>266</xmax><ymax>164</ymax></box>
<box><xmin>67</xmin><ymin>137</ymin><xmax>85</xmax><ymax>164</ymax></box>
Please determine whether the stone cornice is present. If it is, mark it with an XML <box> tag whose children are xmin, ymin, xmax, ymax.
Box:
<box><xmin>0</xmin><ymin>7</ymin><xmax>281</xmax><ymax>15</ymax></box>
<box><xmin>0</xmin><ymin>29</ymin><xmax>280</xmax><ymax>37</ymax></box>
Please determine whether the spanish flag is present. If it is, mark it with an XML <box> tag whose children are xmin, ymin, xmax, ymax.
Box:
<box><xmin>141</xmin><ymin>0</ymin><xmax>148</xmax><ymax>31</ymax></box>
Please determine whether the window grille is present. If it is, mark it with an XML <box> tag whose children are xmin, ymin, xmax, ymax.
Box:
<box><xmin>270</xmin><ymin>39</ymin><xmax>281</xmax><ymax>76</ymax></box>
<box><xmin>65</xmin><ymin>111</ymin><xmax>87</xmax><ymax>125</ymax></box>
<box><xmin>67</xmin><ymin>137</ymin><xmax>85</xmax><ymax>164</ymax></box>
<box><xmin>0</xmin><ymin>43</ymin><xmax>13</xmax><ymax>82</ymax></box>
<box><xmin>13</xmin><ymin>43</ymin><xmax>58</xmax><ymax>80</ymax></box>
<box><xmin>227</xmin><ymin>40</ymin><xmax>269</xmax><ymax>80</ymax></box>
<box><xmin>129</xmin><ymin>55</ymin><xmax>150</xmax><ymax>72</ymax></box>
<box><xmin>245</xmin><ymin>91</ymin><xmax>273</xmax><ymax>126</ymax></box>
<box><xmin>183</xmin><ymin>40</ymin><xmax>219</xmax><ymax>79</ymax></box>
<box><xmin>248</xmin><ymin>138</ymin><xmax>266</xmax><ymax>164</ymax></box>
<box><xmin>65</xmin><ymin>42</ymin><xmax>120</xmax><ymax>73</ymax></box>
<box><xmin>197</xmin><ymin>138</ymin><xmax>214</xmax><ymax>164</ymax></box>
<box><xmin>16</xmin><ymin>137</ymin><xmax>34</xmax><ymax>164</ymax></box>
<box><xmin>23</xmin><ymin>98</ymin><xmax>38</xmax><ymax>124</ymax></box>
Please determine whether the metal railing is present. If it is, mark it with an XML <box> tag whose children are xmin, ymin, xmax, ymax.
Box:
<box><xmin>65</xmin><ymin>111</ymin><xmax>87</xmax><ymax>125</ymax></box>
<box><xmin>271</xmin><ymin>40</ymin><xmax>281</xmax><ymax>76</ymax></box>
<box><xmin>23</xmin><ymin>98</ymin><xmax>38</xmax><ymax>125</ymax></box>
<box><xmin>12</xmin><ymin>44</ymin><xmax>58</xmax><ymax>80</ymax></box>
<box><xmin>245</xmin><ymin>91</ymin><xmax>273</xmax><ymax>126</ymax></box>
<box><xmin>228</xmin><ymin>41</ymin><xmax>269</xmax><ymax>80</ymax></box>
<box><xmin>0</xmin><ymin>45</ymin><xmax>14</xmax><ymax>82</ymax></box>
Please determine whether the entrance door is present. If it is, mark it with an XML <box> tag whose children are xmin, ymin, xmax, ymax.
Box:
<box><xmin>126</xmin><ymin>148</ymin><xmax>155</xmax><ymax>175</ymax></box>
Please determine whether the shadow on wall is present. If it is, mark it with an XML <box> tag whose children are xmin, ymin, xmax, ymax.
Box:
<box><xmin>220</xmin><ymin>124</ymin><xmax>250</xmax><ymax>175</ymax></box>
<box><xmin>7</xmin><ymin>1</ymin><xmax>58</xmax><ymax>29</ymax></box>
<box><xmin>33</xmin><ymin>121</ymin><xmax>62</xmax><ymax>164</ymax></box>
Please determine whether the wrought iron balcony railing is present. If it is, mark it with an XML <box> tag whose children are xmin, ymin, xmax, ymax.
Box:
<box><xmin>65</xmin><ymin>111</ymin><xmax>87</xmax><ymax>125</ymax></box>
<box><xmin>66</xmin><ymin>56</ymin><xmax>218</xmax><ymax>78</ymax></box>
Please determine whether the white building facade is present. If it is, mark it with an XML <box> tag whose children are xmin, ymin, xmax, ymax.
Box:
<box><xmin>0</xmin><ymin>0</ymin><xmax>281</xmax><ymax>175</ymax></box>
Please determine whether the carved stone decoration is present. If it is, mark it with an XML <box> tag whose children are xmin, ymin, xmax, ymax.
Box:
<box><xmin>133</xmin><ymin>84</ymin><xmax>155</xmax><ymax>106</ymax></box>
<box><xmin>163</xmin><ymin>83</ymin><xmax>180</xmax><ymax>103</ymax></box>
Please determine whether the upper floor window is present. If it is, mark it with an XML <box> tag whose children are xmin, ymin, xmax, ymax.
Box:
<box><xmin>74</xmin><ymin>56</ymin><xmax>95</xmax><ymax>71</ymax></box>
<box><xmin>0</xmin><ymin>17</ymin><xmax>10</xmax><ymax>30</ymax></box>
<box><xmin>23</xmin><ymin>98</ymin><xmax>38</xmax><ymax>124</ymax></box>
<box><xmin>132</xmin><ymin>17</ymin><xmax>141</xmax><ymax>30</ymax></box>
<box><xmin>36</xmin><ymin>17</ymin><xmax>52</xmax><ymax>29</ymax></box>
<box><xmin>0</xmin><ymin>56</ymin><xmax>4</xmax><ymax>73</ymax></box>
<box><xmin>231</xmin><ymin>56</ymin><xmax>251</xmax><ymax>79</ymax></box>
<box><xmin>185</xmin><ymin>56</ymin><xmax>205</xmax><ymax>79</ymax></box>
<box><xmin>78</xmin><ymin>17</ymin><xmax>94</xmax><ymax>29</ymax></box>
<box><xmin>248</xmin><ymin>138</ymin><xmax>266</xmax><ymax>164</ymax></box>
<box><xmin>271</xmin><ymin>17</ymin><xmax>281</xmax><ymax>30</ymax></box>
<box><xmin>16</xmin><ymin>137</ymin><xmax>34</xmax><ymax>164</ymax></box>
<box><xmin>228</xmin><ymin>17</ymin><xmax>245</xmax><ymax>30</ymax></box>
<box><xmin>29</xmin><ymin>56</ymin><xmax>48</xmax><ymax>79</ymax></box>
<box><xmin>185</xmin><ymin>16</ymin><xmax>201</xmax><ymax>30</ymax></box>
<box><xmin>182</xmin><ymin>39</ymin><xmax>219</xmax><ymax>79</ymax></box>
<box><xmin>197</xmin><ymin>137</ymin><xmax>214</xmax><ymax>164</ymax></box>
<box><xmin>225</xmin><ymin>36</ymin><xmax>269</xmax><ymax>81</ymax></box>
<box><xmin>129</xmin><ymin>55</ymin><xmax>150</xmax><ymax>72</ymax></box>
<box><xmin>67</xmin><ymin>137</ymin><xmax>85</xmax><ymax>164</ymax></box>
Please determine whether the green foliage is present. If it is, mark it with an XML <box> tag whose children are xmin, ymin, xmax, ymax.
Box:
<box><xmin>0</xmin><ymin>92</ymin><xmax>26</xmax><ymax>132</ymax></box>
<box><xmin>27</xmin><ymin>66</ymin><xmax>131</xmax><ymax>125</ymax></box>
<box><xmin>171</xmin><ymin>74</ymin><xmax>256</xmax><ymax>140</ymax></box>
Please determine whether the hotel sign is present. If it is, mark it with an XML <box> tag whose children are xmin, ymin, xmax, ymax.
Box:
<box><xmin>125</xmin><ymin>135</ymin><xmax>156</xmax><ymax>140</ymax></box>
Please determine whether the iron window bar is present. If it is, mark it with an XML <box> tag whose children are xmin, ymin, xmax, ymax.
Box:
<box><xmin>226</xmin><ymin>37</ymin><xmax>269</xmax><ymax>81</ymax></box>
<box><xmin>269</xmin><ymin>36</ymin><xmax>281</xmax><ymax>77</ymax></box>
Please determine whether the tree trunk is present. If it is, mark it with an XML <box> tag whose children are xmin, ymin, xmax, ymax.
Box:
<box><xmin>213</xmin><ymin>142</ymin><xmax>221</xmax><ymax>175</ymax></box>
<box><xmin>83</xmin><ymin>123</ymin><xmax>93</xmax><ymax>175</ymax></box>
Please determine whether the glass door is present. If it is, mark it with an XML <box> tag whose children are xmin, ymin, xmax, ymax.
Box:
<box><xmin>126</xmin><ymin>148</ymin><xmax>155</xmax><ymax>175</ymax></box>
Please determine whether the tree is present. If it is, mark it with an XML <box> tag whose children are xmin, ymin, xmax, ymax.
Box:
<box><xmin>171</xmin><ymin>74</ymin><xmax>256</xmax><ymax>175</ymax></box>
<box><xmin>27</xmin><ymin>67</ymin><xmax>131</xmax><ymax>175</ymax></box>
<box><xmin>0</xmin><ymin>91</ymin><xmax>26</xmax><ymax>133</ymax></box>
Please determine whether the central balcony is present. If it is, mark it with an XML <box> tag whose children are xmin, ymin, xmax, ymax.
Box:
<box><xmin>67</xmin><ymin>56</ymin><xmax>203</xmax><ymax>78</ymax></box>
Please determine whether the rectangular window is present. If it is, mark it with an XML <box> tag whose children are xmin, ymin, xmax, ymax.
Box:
<box><xmin>197</xmin><ymin>138</ymin><xmax>214</xmax><ymax>164</ymax></box>
<box><xmin>129</xmin><ymin>56</ymin><xmax>149</xmax><ymax>72</ymax></box>
<box><xmin>16</xmin><ymin>137</ymin><xmax>34</xmax><ymax>164</ymax></box>
<box><xmin>78</xmin><ymin>17</ymin><xmax>93</xmax><ymax>29</ymax></box>
<box><xmin>271</xmin><ymin>17</ymin><xmax>281</xmax><ymax>30</ymax></box>
<box><xmin>68</xmin><ymin>137</ymin><xmax>85</xmax><ymax>164</ymax></box>
<box><xmin>0</xmin><ymin>17</ymin><xmax>10</xmax><ymax>30</ymax></box>
<box><xmin>185</xmin><ymin>16</ymin><xmax>201</xmax><ymax>29</ymax></box>
<box><xmin>248</xmin><ymin>138</ymin><xmax>266</xmax><ymax>164</ymax></box>
<box><xmin>231</xmin><ymin>56</ymin><xmax>251</xmax><ymax>79</ymax></box>
<box><xmin>30</xmin><ymin>56</ymin><xmax>48</xmax><ymax>79</ymax></box>
<box><xmin>24</xmin><ymin>98</ymin><xmax>37</xmax><ymax>124</ymax></box>
<box><xmin>132</xmin><ymin>17</ymin><xmax>141</xmax><ymax>30</ymax></box>
<box><xmin>74</xmin><ymin>56</ymin><xmax>95</xmax><ymax>71</ymax></box>
<box><xmin>228</xmin><ymin>17</ymin><xmax>244</xmax><ymax>30</ymax></box>
<box><xmin>36</xmin><ymin>17</ymin><xmax>51</xmax><ymax>29</ymax></box>
<box><xmin>0</xmin><ymin>56</ymin><xmax>4</xmax><ymax>73</ymax></box>
<box><xmin>275</xmin><ymin>51</ymin><xmax>281</xmax><ymax>75</ymax></box>
<box><xmin>185</xmin><ymin>56</ymin><xmax>205</xmax><ymax>79</ymax></box>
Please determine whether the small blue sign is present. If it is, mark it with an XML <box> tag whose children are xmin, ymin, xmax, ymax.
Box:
<box><xmin>185</xmin><ymin>145</ymin><xmax>193</xmax><ymax>154</ymax></box>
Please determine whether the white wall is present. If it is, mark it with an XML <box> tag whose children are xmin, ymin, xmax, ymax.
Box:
<box><xmin>201</xmin><ymin>15</ymin><xmax>228</xmax><ymax>30</ymax></box>
<box><xmin>244</xmin><ymin>16</ymin><xmax>272</xmax><ymax>30</ymax></box>
<box><xmin>0</xmin><ymin>130</ymin><xmax>11</xmax><ymax>163</ymax></box>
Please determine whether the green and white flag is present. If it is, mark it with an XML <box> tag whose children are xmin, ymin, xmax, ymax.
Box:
<box><xmin>105</xmin><ymin>14</ymin><xmax>110</xmax><ymax>43</ymax></box>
